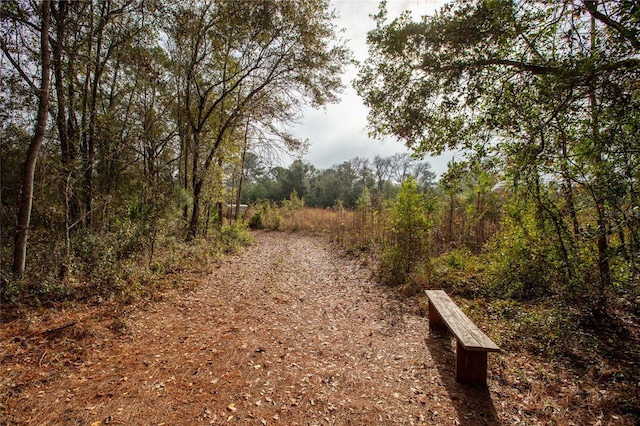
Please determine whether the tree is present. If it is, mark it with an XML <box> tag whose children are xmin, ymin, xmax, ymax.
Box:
<box><xmin>1</xmin><ymin>0</ymin><xmax>51</xmax><ymax>275</ymax></box>
<box><xmin>379</xmin><ymin>176</ymin><xmax>435</xmax><ymax>286</ymax></box>
<box><xmin>45</xmin><ymin>0</ymin><xmax>164</xmax><ymax>275</ymax></box>
<box><xmin>355</xmin><ymin>0</ymin><xmax>640</xmax><ymax>313</ymax></box>
<box><xmin>439</xmin><ymin>161</ymin><xmax>467</xmax><ymax>247</ymax></box>
<box><xmin>307</xmin><ymin>167</ymin><xmax>341</xmax><ymax>207</ymax></box>
<box><xmin>371</xmin><ymin>155</ymin><xmax>397</xmax><ymax>206</ymax></box>
<box><xmin>280</xmin><ymin>160</ymin><xmax>312</xmax><ymax>201</ymax></box>
<box><xmin>438</xmin><ymin>159</ymin><xmax>502</xmax><ymax>249</ymax></box>
<box><xmin>412</xmin><ymin>161</ymin><xmax>436</xmax><ymax>192</ymax></box>
<box><xmin>389</xmin><ymin>153</ymin><xmax>413</xmax><ymax>184</ymax></box>
<box><xmin>168</xmin><ymin>0</ymin><xmax>349</xmax><ymax>239</ymax></box>
<box><xmin>372</xmin><ymin>155</ymin><xmax>392</xmax><ymax>189</ymax></box>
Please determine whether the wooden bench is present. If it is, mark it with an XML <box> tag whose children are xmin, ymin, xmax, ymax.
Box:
<box><xmin>425</xmin><ymin>290</ymin><xmax>500</xmax><ymax>385</ymax></box>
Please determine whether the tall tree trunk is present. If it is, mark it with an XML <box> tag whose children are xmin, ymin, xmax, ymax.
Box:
<box><xmin>180</xmin><ymin>127</ymin><xmax>190</xmax><ymax>223</ymax></box>
<box><xmin>448</xmin><ymin>193</ymin><xmax>454</xmax><ymax>244</ymax></box>
<box><xmin>557</xmin><ymin>122</ymin><xmax>580</xmax><ymax>240</ymax></box>
<box><xmin>13</xmin><ymin>0</ymin><xmax>52</xmax><ymax>275</ymax></box>
<box><xmin>188</xmin><ymin>179</ymin><xmax>203</xmax><ymax>240</ymax></box>
<box><xmin>84</xmin><ymin>5</ymin><xmax>104</xmax><ymax>229</ymax></box>
<box><xmin>235</xmin><ymin>120</ymin><xmax>249</xmax><ymax>221</ymax></box>
<box><xmin>187</xmin><ymin>131</ymin><xmax>201</xmax><ymax>240</ymax></box>
<box><xmin>81</xmin><ymin>0</ymin><xmax>109</xmax><ymax>229</ymax></box>
<box><xmin>216</xmin><ymin>157</ymin><xmax>224</xmax><ymax>230</ymax></box>
<box><xmin>589</xmin><ymin>9</ymin><xmax>611</xmax><ymax>317</ymax></box>
<box><xmin>65</xmin><ymin>31</ymin><xmax>81</xmax><ymax>228</ymax></box>
<box><xmin>52</xmin><ymin>0</ymin><xmax>73</xmax><ymax>278</ymax></box>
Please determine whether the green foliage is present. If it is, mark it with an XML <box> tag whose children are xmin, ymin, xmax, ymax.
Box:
<box><xmin>220</xmin><ymin>221</ymin><xmax>255</xmax><ymax>254</ymax></box>
<box><xmin>243</xmin><ymin>155</ymin><xmax>432</xmax><ymax>209</ymax></box>
<box><xmin>469</xmin><ymin>298</ymin><xmax>584</xmax><ymax>358</ymax></box>
<box><xmin>280</xmin><ymin>189</ymin><xmax>305</xmax><ymax>214</ymax></box>
<box><xmin>487</xmin><ymin>198</ymin><xmax>564</xmax><ymax>300</ymax></box>
<box><xmin>69</xmin><ymin>227</ymin><xmax>151</xmax><ymax>299</ymax></box>
<box><xmin>355</xmin><ymin>186</ymin><xmax>372</xmax><ymax>211</ymax></box>
<box><xmin>436</xmin><ymin>160</ymin><xmax>503</xmax><ymax>249</ymax></box>
<box><xmin>378</xmin><ymin>244</ymin><xmax>406</xmax><ymax>286</ymax></box>
<box><xmin>336</xmin><ymin>187</ymin><xmax>377</xmax><ymax>253</ymax></box>
<box><xmin>378</xmin><ymin>176</ymin><xmax>436</xmax><ymax>286</ymax></box>
<box><xmin>248</xmin><ymin>211</ymin><xmax>263</xmax><ymax>229</ymax></box>
<box><xmin>170</xmin><ymin>0</ymin><xmax>350</xmax><ymax>237</ymax></box>
<box><xmin>356</xmin><ymin>0</ymin><xmax>640</xmax><ymax>317</ymax></box>
<box><xmin>431</xmin><ymin>248</ymin><xmax>490</xmax><ymax>297</ymax></box>
<box><xmin>1</xmin><ymin>273</ymin><xmax>73</xmax><ymax>307</ymax></box>
<box><xmin>1</xmin><ymin>0</ymin><xmax>350</xmax><ymax>300</ymax></box>
<box><xmin>248</xmin><ymin>201</ymin><xmax>283</xmax><ymax>231</ymax></box>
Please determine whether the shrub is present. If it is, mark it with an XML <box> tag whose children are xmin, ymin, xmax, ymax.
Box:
<box><xmin>431</xmin><ymin>248</ymin><xmax>490</xmax><ymax>297</ymax></box>
<box><xmin>487</xmin><ymin>199</ymin><xmax>565</xmax><ymax>300</ymax></box>
<box><xmin>248</xmin><ymin>201</ymin><xmax>283</xmax><ymax>231</ymax></box>
<box><xmin>378</xmin><ymin>177</ymin><xmax>436</xmax><ymax>286</ymax></box>
<box><xmin>248</xmin><ymin>211</ymin><xmax>263</xmax><ymax>229</ymax></box>
<box><xmin>280</xmin><ymin>189</ymin><xmax>305</xmax><ymax>214</ymax></box>
<box><xmin>220</xmin><ymin>221</ymin><xmax>255</xmax><ymax>253</ymax></box>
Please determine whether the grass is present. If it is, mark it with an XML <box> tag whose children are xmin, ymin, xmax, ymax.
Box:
<box><xmin>0</xmin><ymin>221</ymin><xmax>255</xmax><ymax>320</ymax></box>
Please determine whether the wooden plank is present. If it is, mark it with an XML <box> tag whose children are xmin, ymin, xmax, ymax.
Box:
<box><xmin>439</xmin><ymin>299</ymin><xmax>499</xmax><ymax>352</ymax></box>
<box><xmin>425</xmin><ymin>290</ymin><xmax>500</xmax><ymax>352</ymax></box>
<box><xmin>430</xmin><ymin>293</ymin><xmax>487</xmax><ymax>350</ymax></box>
<box><xmin>428</xmin><ymin>300</ymin><xmax>444</xmax><ymax>328</ymax></box>
<box><xmin>456</xmin><ymin>340</ymin><xmax>488</xmax><ymax>384</ymax></box>
<box><xmin>427</xmin><ymin>290</ymin><xmax>498</xmax><ymax>351</ymax></box>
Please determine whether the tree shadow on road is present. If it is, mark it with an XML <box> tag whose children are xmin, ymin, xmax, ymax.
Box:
<box><xmin>425</xmin><ymin>330</ymin><xmax>501</xmax><ymax>425</ymax></box>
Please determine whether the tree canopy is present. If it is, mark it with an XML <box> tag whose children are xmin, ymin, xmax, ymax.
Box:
<box><xmin>355</xmin><ymin>0</ymin><xmax>640</xmax><ymax>315</ymax></box>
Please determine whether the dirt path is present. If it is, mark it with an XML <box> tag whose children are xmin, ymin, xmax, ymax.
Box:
<box><xmin>2</xmin><ymin>232</ymin><xmax>500</xmax><ymax>425</ymax></box>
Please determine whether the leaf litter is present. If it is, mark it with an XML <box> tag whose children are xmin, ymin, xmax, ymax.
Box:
<box><xmin>1</xmin><ymin>231</ymin><xmax>636</xmax><ymax>425</ymax></box>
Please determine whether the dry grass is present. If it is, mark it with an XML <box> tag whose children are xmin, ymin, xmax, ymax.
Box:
<box><xmin>276</xmin><ymin>207</ymin><xmax>389</xmax><ymax>253</ymax></box>
<box><xmin>279</xmin><ymin>207</ymin><xmax>352</xmax><ymax>235</ymax></box>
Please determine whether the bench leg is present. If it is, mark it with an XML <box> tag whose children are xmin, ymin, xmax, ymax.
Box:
<box><xmin>455</xmin><ymin>341</ymin><xmax>488</xmax><ymax>385</ymax></box>
<box><xmin>428</xmin><ymin>300</ymin><xmax>444</xmax><ymax>329</ymax></box>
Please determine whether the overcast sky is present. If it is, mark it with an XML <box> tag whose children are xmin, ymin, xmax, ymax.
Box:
<box><xmin>289</xmin><ymin>0</ymin><xmax>455</xmax><ymax>177</ymax></box>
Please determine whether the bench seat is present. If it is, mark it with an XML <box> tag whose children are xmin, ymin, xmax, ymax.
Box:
<box><xmin>425</xmin><ymin>290</ymin><xmax>500</xmax><ymax>385</ymax></box>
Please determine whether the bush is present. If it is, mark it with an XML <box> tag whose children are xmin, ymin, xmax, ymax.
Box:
<box><xmin>378</xmin><ymin>177</ymin><xmax>436</xmax><ymax>286</ymax></box>
<box><xmin>487</xmin><ymin>199</ymin><xmax>566</xmax><ymax>300</ymax></box>
<box><xmin>0</xmin><ymin>273</ymin><xmax>74</xmax><ymax>307</ymax></box>
<box><xmin>431</xmin><ymin>248</ymin><xmax>490</xmax><ymax>297</ymax></box>
<box><xmin>248</xmin><ymin>201</ymin><xmax>283</xmax><ymax>231</ymax></box>
<box><xmin>280</xmin><ymin>189</ymin><xmax>305</xmax><ymax>214</ymax></box>
<box><xmin>220</xmin><ymin>221</ymin><xmax>255</xmax><ymax>253</ymax></box>
<box><xmin>472</xmin><ymin>298</ymin><xmax>586</xmax><ymax>358</ymax></box>
<box><xmin>248</xmin><ymin>211</ymin><xmax>263</xmax><ymax>229</ymax></box>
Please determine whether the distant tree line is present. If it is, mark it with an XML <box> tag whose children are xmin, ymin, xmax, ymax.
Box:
<box><xmin>240</xmin><ymin>153</ymin><xmax>436</xmax><ymax>209</ymax></box>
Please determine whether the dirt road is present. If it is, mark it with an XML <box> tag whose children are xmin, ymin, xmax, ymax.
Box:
<box><xmin>2</xmin><ymin>232</ymin><xmax>500</xmax><ymax>425</ymax></box>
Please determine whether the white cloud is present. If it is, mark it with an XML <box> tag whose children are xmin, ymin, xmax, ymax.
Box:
<box><xmin>290</xmin><ymin>0</ymin><xmax>454</xmax><ymax>177</ymax></box>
